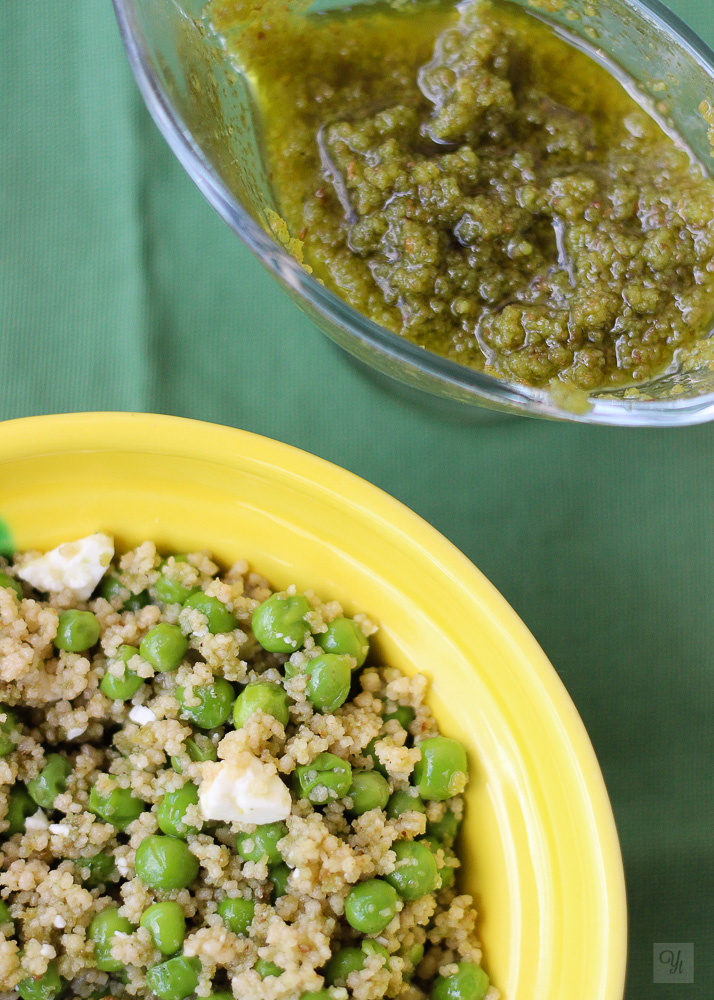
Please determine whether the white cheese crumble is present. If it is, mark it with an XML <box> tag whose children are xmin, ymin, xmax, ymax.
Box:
<box><xmin>116</xmin><ymin>856</ymin><xmax>131</xmax><ymax>877</ymax></box>
<box><xmin>54</xmin><ymin>915</ymin><xmax>66</xmax><ymax>929</ymax></box>
<box><xmin>17</xmin><ymin>533</ymin><xmax>114</xmax><ymax>600</ymax></box>
<box><xmin>199</xmin><ymin>753</ymin><xmax>291</xmax><ymax>826</ymax></box>
<box><xmin>49</xmin><ymin>824</ymin><xmax>70</xmax><ymax>836</ymax></box>
<box><xmin>25</xmin><ymin>810</ymin><xmax>49</xmax><ymax>831</ymax></box>
<box><xmin>40</xmin><ymin>944</ymin><xmax>54</xmax><ymax>959</ymax></box>
<box><xmin>129</xmin><ymin>705</ymin><xmax>156</xmax><ymax>725</ymax></box>
<box><xmin>66</xmin><ymin>726</ymin><xmax>86</xmax><ymax>740</ymax></box>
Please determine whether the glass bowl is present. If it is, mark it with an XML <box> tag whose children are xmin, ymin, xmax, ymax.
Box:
<box><xmin>113</xmin><ymin>0</ymin><xmax>714</xmax><ymax>424</ymax></box>
<box><xmin>0</xmin><ymin>411</ymin><xmax>627</xmax><ymax>999</ymax></box>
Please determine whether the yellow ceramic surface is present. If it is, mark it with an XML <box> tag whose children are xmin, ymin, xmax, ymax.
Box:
<box><xmin>0</xmin><ymin>413</ymin><xmax>626</xmax><ymax>1000</ymax></box>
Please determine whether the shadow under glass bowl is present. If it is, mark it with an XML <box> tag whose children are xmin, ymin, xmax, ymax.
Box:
<box><xmin>113</xmin><ymin>0</ymin><xmax>714</xmax><ymax>425</ymax></box>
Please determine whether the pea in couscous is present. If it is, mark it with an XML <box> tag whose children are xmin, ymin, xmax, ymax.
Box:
<box><xmin>0</xmin><ymin>534</ymin><xmax>495</xmax><ymax>1000</ymax></box>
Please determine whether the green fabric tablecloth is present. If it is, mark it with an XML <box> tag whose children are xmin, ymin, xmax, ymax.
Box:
<box><xmin>1</xmin><ymin>1</ymin><xmax>712</xmax><ymax>996</ymax></box>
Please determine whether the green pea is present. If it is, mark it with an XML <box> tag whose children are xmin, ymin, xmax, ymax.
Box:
<box><xmin>386</xmin><ymin>789</ymin><xmax>426</xmax><ymax>820</ymax></box>
<box><xmin>54</xmin><ymin>610</ymin><xmax>100</xmax><ymax>652</ymax></box>
<box><xmin>426</xmin><ymin>808</ymin><xmax>460</xmax><ymax>847</ymax></box>
<box><xmin>88</xmin><ymin>779</ymin><xmax>144</xmax><ymax>830</ymax></box>
<box><xmin>140</xmin><ymin>624</ymin><xmax>188</xmax><ymax>673</ymax></box>
<box><xmin>403</xmin><ymin>941</ymin><xmax>424</xmax><ymax>978</ymax></box>
<box><xmin>324</xmin><ymin>946</ymin><xmax>364</xmax><ymax>986</ymax></box>
<box><xmin>157</xmin><ymin>783</ymin><xmax>200</xmax><ymax>838</ymax></box>
<box><xmin>100</xmin><ymin>572</ymin><xmax>150</xmax><ymax>612</ymax></box>
<box><xmin>420</xmin><ymin>836</ymin><xmax>456</xmax><ymax>890</ymax></box>
<box><xmin>384</xmin><ymin>839</ymin><xmax>439</xmax><ymax>901</ymax></box>
<box><xmin>134</xmin><ymin>835</ymin><xmax>198</xmax><ymax>890</ymax></box>
<box><xmin>300</xmin><ymin>993</ymin><xmax>332</xmax><ymax>1000</ymax></box>
<box><xmin>364</xmin><ymin>737</ymin><xmax>387</xmax><ymax>777</ymax></box>
<box><xmin>362</xmin><ymin>940</ymin><xmax>390</xmax><ymax>963</ymax></box>
<box><xmin>0</xmin><ymin>572</ymin><xmax>22</xmax><ymax>599</ymax></box>
<box><xmin>75</xmin><ymin>852</ymin><xmax>116</xmax><ymax>887</ymax></box>
<box><xmin>5</xmin><ymin>784</ymin><xmax>35</xmax><ymax>834</ymax></box>
<box><xmin>100</xmin><ymin>645</ymin><xmax>144</xmax><ymax>701</ymax></box>
<box><xmin>344</xmin><ymin>878</ymin><xmax>399</xmax><ymax>934</ymax></box>
<box><xmin>154</xmin><ymin>561</ymin><xmax>199</xmax><ymax>605</ymax></box>
<box><xmin>439</xmin><ymin>853</ymin><xmax>456</xmax><ymax>890</ymax></box>
<box><xmin>346</xmin><ymin>771</ymin><xmax>390</xmax><ymax>816</ymax></box>
<box><xmin>431</xmin><ymin>961</ymin><xmax>490</xmax><ymax>1000</ymax></box>
<box><xmin>255</xmin><ymin>959</ymin><xmax>282</xmax><ymax>979</ymax></box>
<box><xmin>100</xmin><ymin>668</ymin><xmax>143</xmax><ymax>702</ymax></box>
<box><xmin>252</xmin><ymin>593</ymin><xmax>312</xmax><ymax>653</ymax></box>
<box><xmin>0</xmin><ymin>705</ymin><xmax>19</xmax><ymax>756</ymax></box>
<box><xmin>233</xmin><ymin>682</ymin><xmax>289</xmax><ymax>728</ymax></box>
<box><xmin>129</xmin><ymin>591</ymin><xmax>151</xmax><ymax>612</ymax></box>
<box><xmin>114</xmin><ymin>643</ymin><xmax>138</xmax><ymax>664</ymax></box>
<box><xmin>171</xmin><ymin>734</ymin><xmax>217</xmax><ymax>772</ymax></box>
<box><xmin>282</xmin><ymin>659</ymin><xmax>302</xmax><ymax>680</ymax></box>
<box><xmin>270</xmin><ymin>863</ymin><xmax>291</xmax><ymax>902</ymax></box>
<box><xmin>183</xmin><ymin>591</ymin><xmax>237</xmax><ymax>634</ymax></box>
<box><xmin>145</xmin><ymin>956</ymin><xmax>201</xmax><ymax>1000</ymax></box>
<box><xmin>176</xmin><ymin>678</ymin><xmax>235</xmax><ymax>729</ymax></box>
<box><xmin>88</xmin><ymin>906</ymin><xmax>133</xmax><ymax>972</ymax></box>
<box><xmin>155</xmin><ymin>576</ymin><xmax>195</xmax><ymax>606</ymax></box>
<box><xmin>186</xmin><ymin>733</ymin><xmax>218</xmax><ymax>761</ymax></box>
<box><xmin>27</xmin><ymin>754</ymin><xmax>71</xmax><ymax>810</ymax></box>
<box><xmin>99</xmin><ymin>573</ymin><xmax>127</xmax><ymax>605</ymax></box>
<box><xmin>217</xmin><ymin>897</ymin><xmax>254</xmax><ymax>936</ymax></box>
<box><xmin>413</xmin><ymin>737</ymin><xmax>468</xmax><ymax>801</ymax></box>
<box><xmin>293</xmin><ymin>752</ymin><xmax>352</xmax><ymax>804</ymax></box>
<box><xmin>140</xmin><ymin>901</ymin><xmax>186</xmax><ymax>955</ymax></box>
<box><xmin>100</xmin><ymin>576</ymin><xmax>150</xmax><ymax>612</ymax></box>
<box><xmin>0</xmin><ymin>899</ymin><xmax>13</xmax><ymax>930</ymax></box>
<box><xmin>304</xmin><ymin>654</ymin><xmax>351</xmax><ymax>713</ymax></box>
<box><xmin>17</xmin><ymin>962</ymin><xmax>64</xmax><ymax>1000</ymax></box>
<box><xmin>207</xmin><ymin>993</ymin><xmax>234</xmax><ymax>1000</ymax></box>
<box><xmin>384</xmin><ymin>705</ymin><xmax>415</xmax><ymax>731</ymax></box>
<box><xmin>236</xmin><ymin>821</ymin><xmax>287</xmax><ymax>865</ymax></box>
<box><xmin>316</xmin><ymin>618</ymin><xmax>369</xmax><ymax>666</ymax></box>
<box><xmin>325</xmin><ymin>941</ymin><xmax>388</xmax><ymax>985</ymax></box>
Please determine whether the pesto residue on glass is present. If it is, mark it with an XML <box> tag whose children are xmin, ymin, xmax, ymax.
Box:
<box><xmin>210</xmin><ymin>0</ymin><xmax>714</xmax><ymax>391</ymax></box>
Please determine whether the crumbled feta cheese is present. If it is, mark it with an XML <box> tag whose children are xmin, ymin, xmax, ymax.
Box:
<box><xmin>25</xmin><ymin>810</ymin><xmax>49</xmax><ymax>830</ymax></box>
<box><xmin>17</xmin><ymin>533</ymin><xmax>114</xmax><ymax>600</ymax></box>
<box><xmin>40</xmin><ymin>944</ymin><xmax>54</xmax><ymax>959</ymax></box>
<box><xmin>199</xmin><ymin>753</ymin><xmax>291</xmax><ymax>826</ymax></box>
<box><xmin>49</xmin><ymin>824</ymin><xmax>70</xmax><ymax>836</ymax></box>
<box><xmin>116</xmin><ymin>856</ymin><xmax>131</xmax><ymax>877</ymax></box>
<box><xmin>129</xmin><ymin>705</ymin><xmax>156</xmax><ymax>725</ymax></box>
<box><xmin>54</xmin><ymin>915</ymin><xmax>66</xmax><ymax>929</ymax></box>
<box><xmin>66</xmin><ymin>727</ymin><xmax>86</xmax><ymax>740</ymax></box>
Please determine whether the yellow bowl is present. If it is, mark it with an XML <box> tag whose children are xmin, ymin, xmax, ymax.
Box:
<box><xmin>0</xmin><ymin>413</ymin><xmax>626</xmax><ymax>1000</ymax></box>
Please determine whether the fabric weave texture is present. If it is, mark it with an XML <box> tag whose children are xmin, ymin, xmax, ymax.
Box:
<box><xmin>0</xmin><ymin>2</ymin><xmax>712</xmax><ymax>996</ymax></box>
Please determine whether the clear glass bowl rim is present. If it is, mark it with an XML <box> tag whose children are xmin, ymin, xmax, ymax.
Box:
<box><xmin>113</xmin><ymin>0</ymin><xmax>714</xmax><ymax>426</ymax></box>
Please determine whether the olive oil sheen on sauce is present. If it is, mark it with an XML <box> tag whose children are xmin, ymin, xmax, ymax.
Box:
<box><xmin>209</xmin><ymin>0</ymin><xmax>714</xmax><ymax>392</ymax></box>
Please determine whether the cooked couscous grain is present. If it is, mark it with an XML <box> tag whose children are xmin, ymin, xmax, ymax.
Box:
<box><xmin>0</xmin><ymin>536</ymin><xmax>496</xmax><ymax>1000</ymax></box>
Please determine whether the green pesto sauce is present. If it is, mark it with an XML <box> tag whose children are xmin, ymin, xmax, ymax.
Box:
<box><xmin>212</xmin><ymin>0</ymin><xmax>714</xmax><ymax>391</ymax></box>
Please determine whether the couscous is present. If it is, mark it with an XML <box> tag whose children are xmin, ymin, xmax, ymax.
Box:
<box><xmin>0</xmin><ymin>535</ymin><xmax>494</xmax><ymax>1000</ymax></box>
